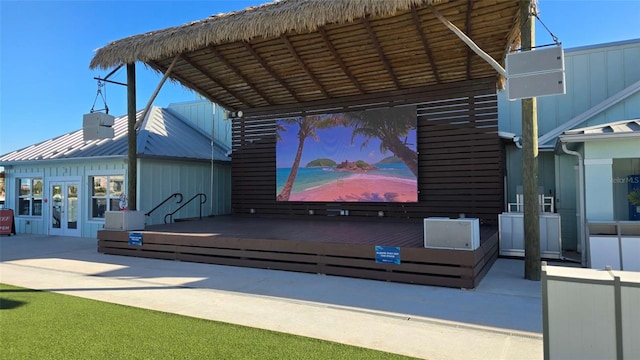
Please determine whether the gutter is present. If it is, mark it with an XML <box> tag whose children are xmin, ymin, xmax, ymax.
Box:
<box><xmin>0</xmin><ymin>155</ymin><xmax>127</xmax><ymax>167</ymax></box>
<box><xmin>557</xmin><ymin>132</ymin><xmax>640</xmax><ymax>143</ymax></box>
<box><xmin>498</xmin><ymin>131</ymin><xmax>522</xmax><ymax>149</ymax></box>
<box><xmin>560</xmin><ymin>141</ymin><xmax>586</xmax><ymax>267</ymax></box>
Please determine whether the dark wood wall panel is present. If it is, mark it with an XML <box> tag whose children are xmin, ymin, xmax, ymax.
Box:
<box><xmin>231</xmin><ymin>78</ymin><xmax>503</xmax><ymax>224</ymax></box>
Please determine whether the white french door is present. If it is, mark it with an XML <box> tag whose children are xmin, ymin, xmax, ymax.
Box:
<box><xmin>49</xmin><ymin>181</ymin><xmax>81</xmax><ymax>237</ymax></box>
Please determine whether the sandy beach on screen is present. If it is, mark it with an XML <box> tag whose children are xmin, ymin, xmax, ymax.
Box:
<box><xmin>289</xmin><ymin>174</ymin><xmax>417</xmax><ymax>202</ymax></box>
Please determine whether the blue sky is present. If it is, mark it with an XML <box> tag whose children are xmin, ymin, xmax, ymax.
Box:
<box><xmin>1</xmin><ymin>0</ymin><xmax>639</xmax><ymax>155</ymax></box>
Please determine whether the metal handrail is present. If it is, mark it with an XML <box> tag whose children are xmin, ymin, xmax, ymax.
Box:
<box><xmin>164</xmin><ymin>193</ymin><xmax>207</xmax><ymax>224</ymax></box>
<box><xmin>145</xmin><ymin>193</ymin><xmax>183</xmax><ymax>217</ymax></box>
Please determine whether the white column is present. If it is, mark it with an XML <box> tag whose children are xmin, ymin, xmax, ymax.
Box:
<box><xmin>584</xmin><ymin>158</ymin><xmax>614</xmax><ymax>221</ymax></box>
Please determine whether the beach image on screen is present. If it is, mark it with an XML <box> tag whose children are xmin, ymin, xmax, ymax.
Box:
<box><xmin>276</xmin><ymin>106</ymin><xmax>417</xmax><ymax>202</ymax></box>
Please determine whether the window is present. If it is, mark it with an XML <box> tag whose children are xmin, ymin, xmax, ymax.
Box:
<box><xmin>0</xmin><ymin>172</ymin><xmax>5</xmax><ymax>207</ymax></box>
<box><xmin>90</xmin><ymin>175</ymin><xmax>124</xmax><ymax>219</ymax></box>
<box><xmin>17</xmin><ymin>178</ymin><xmax>43</xmax><ymax>216</ymax></box>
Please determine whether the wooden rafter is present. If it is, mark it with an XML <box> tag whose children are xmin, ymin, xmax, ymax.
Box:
<box><xmin>411</xmin><ymin>6</ymin><xmax>441</xmax><ymax>84</ymax></box>
<box><xmin>465</xmin><ymin>0</ymin><xmax>474</xmax><ymax>79</ymax></box>
<box><xmin>281</xmin><ymin>35</ymin><xmax>330</xmax><ymax>98</ymax></box>
<box><xmin>148</xmin><ymin>60</ymin><xmax>222</xmax><ymax>107</ymax></box>
<box><xmin>180</xmin><ymin>53</ymin><xmax>253</xmax><ymax>108</ymax></box>
<box><xmin>243</xmin><ymin>42</ymin><xmax>301</xmax><ymax>103</ymax></box>
<box><xmin>208</xmin><ymin>45</ymin><xmax>273</xmax><ymax>106</ymax></box>
<box><xmin>362</xmin><ymin>16</ymin><xmax>401</xmax><ymax>89</ymax></box>
<box><xmin>319</xmin><ymin>27</ymin><xmax>365</xmax><ymax>94</ymax></box>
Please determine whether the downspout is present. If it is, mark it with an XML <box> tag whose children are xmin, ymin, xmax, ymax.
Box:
<box><xmin>561</xmin><ymin>142</ymin><xmax>586</xmax><ymax>266</ymax></box>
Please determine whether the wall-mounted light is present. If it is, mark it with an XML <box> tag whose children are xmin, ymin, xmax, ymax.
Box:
<box><xmin>378</xmin><ymin>211</ymin><xmax>385</xmax><ymax>217</ymax></box>
<box><xmin>308</xmin><ymin>209</ymin><xmax>314</xmax><ymax>215</ymax></box>
<box><xmin>249</xmin><ymin>208</ymin><xmax>255</xmax><ymax>214</ymax></box>
<box><xmin>228</xmin><ymin>110</ymin><xmax>244</xmax><ymax>119</ymax></box>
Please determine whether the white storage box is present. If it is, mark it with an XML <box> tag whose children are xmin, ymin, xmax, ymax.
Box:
<box><xmin>83</xmin><ymin>126</ymin><xmax>114</xmax><ymax>141</ymax></box>
<box><xmin>423</xmin><ymin>217</ymin><xmax>480</xmax><ymax>250</ymax></box>
<box><xmin>498</xmin><ymin>212</ymin><xmax>562</xmax><ymax>259</ymax></box>
<box><xmin>104</xmin><ymin>211</ymin><xmax>145</xmax><ymax>231</ymax></box>
<box><xmin>83</xmin><ymin>112</ymin><xmax>115</xmax><ymax>127</ymax></box>
<box><xmin>83</xmin><ymin>112</ymin><xmax>115</xmax><ymax>141</ymax></box>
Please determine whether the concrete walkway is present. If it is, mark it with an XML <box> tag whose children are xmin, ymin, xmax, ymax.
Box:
<box><xmin>1</xmin><ymin>234</ymin><xmax>544</xmax><ymax>359</ymax></box>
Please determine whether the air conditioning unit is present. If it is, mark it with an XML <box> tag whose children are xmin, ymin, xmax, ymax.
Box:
<box><xmin>104</xmin><ymin>211</ymin><xmax>145</xmax><ymax>231</ymax></box>
<box><xmin>424</xmin><ymin>217</ymin><xmax>480</xmax><ymax>250</ymax></box>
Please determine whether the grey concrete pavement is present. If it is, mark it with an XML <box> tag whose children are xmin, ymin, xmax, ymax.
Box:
<box><xmin>1</xmin><ymin>234</ymin><xmax>545</xmax><ymax>359</ymax></box>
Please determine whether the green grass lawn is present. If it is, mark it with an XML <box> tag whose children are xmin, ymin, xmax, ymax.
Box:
<box><xmin>0</xmin><ymin>283</ymin><xmax>415</xmax><ymax>359</ymax></box>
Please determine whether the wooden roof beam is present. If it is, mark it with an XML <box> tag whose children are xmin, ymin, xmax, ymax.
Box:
<box><xmin>411</xmin><ymin>6</ymin><xmax>441</xmax><ymax>84</ymax></box>
<box><xmin>428</xmin><ymin>4</ymin><xmax>506</xmax><ymax>78</ymax></box>
<box><xmin>148</xmin><ymin>60</ymin><xmax>228</xmax><ymax>109</ymax></box>
<box><xmin>281</xmin><ymin>34</ymin><xmax>330</xmax><ymax>98</ymax></box>
<box><xmin>180</xmin><ymin>53</ymin><xmax>254</xmax><ymax>108</ymax></box>
<box><xmin>465</xmin><ymin>0</ymin><xmax>474</xmax><ymax>79</ymax></box>
<box><xmin>362</xmin><ymin>16</ymin><xmax>401</xmax><ymax>89</ymax></box>
<box><xmin>243</xmin><ymin>42</ymin><xmax>302</xmax><ymax>103</ymax></box>
<box><xmin>208</xmin><ymin>45</ymin><xmax>273</xmax><ymax>106</ymax></box>
<box><xmin>318</xmin><ymin>27</ymin><xmax>366</xmax><ymax>94</ymax></box>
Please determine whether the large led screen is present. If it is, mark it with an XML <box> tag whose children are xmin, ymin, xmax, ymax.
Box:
<box><xmin>276</xmin><ymin>106</ymin><xmax>417</xmax><ymax>202</ymax></box>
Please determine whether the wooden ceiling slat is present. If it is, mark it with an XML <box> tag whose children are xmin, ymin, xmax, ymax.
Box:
<box><xmin>362</xmin><ymin>16</ymin><xmax>401</xmax><ymax>89</ymax></box>
<box><xmin>150</xmin><ymin>60</ymin><xmax>221</xmax><ymax>106</ymax></box>
<box><xmin>318</xmin><ymin>27</ymin><xmax>365</xmax><ymax>94</ymax></box>
<box><xmin>243</xmin><ymin>42</ymin><xmax>301</xmax><ymax>103</ymax></box>
<box><xmin>465</xmin><ymin>0</ymin><xmax>474</xmax><ymax>79</ymax></box>
<box><xmin>179</xmin><ymin>53</ymin><xmax>252</xmax><ymax>108</ymax></box>
<box><xmin>208</xmin><ymin>45</ymin><xmax>273</xmax><ymax>107</ymax></box>
<box><xmin>411</xmin><ymin>6</ymin><xmax>441</xmax><ymax>84</ymax></box>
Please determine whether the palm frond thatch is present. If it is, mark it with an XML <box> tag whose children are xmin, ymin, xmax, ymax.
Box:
<box><xmin>90</xmin><ymin>0</ymin><xmax>444</xmax><ymax>69</ymax></box>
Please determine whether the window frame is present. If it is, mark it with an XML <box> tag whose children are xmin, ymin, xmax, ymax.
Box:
<box><xmin>16</xmin><ymin>177</ymin><xmax>43</xmax><ymax>217</ymax></box>
<box><xmin>89</xmin><ymin>174</ymin><xmax>125</xmax><ymax>220</ymax></box>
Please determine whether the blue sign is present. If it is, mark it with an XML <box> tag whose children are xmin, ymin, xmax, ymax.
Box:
<box><xmin>129</xmin><ymin>232</ymin><xmax>143</xmax><ymax>246</ymax></box>
<box><xmin>375</xmin><ymin>246</ymin><xmax>400</xmax><ymax>264</ymax></box>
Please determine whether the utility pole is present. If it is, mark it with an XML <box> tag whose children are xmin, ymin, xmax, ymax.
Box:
<box><xmin>127</xmin><ymin>63</ymin><xmax>137</xmax><ymax>211</ymax></box>
<box><xmin>521</xmin><ymin>0</ymin><xmax>540</xmax><ymax>280</ymax></box>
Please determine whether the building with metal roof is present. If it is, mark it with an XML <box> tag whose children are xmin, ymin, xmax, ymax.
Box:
<box><xmin>0</xmin><ymin>101</ymin><xmax>232</xmax><ymax>238</ymax></box>
<box><xmin>498</xmin><ymin>39</ymin><xmax>640</xmax><ymax>267</ymax></box>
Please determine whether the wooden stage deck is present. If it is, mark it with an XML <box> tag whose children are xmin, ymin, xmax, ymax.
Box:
<box><xmin>97</xmin><ymin>216</ymin><xmax>499</xmax><ymax>289</ymax></box>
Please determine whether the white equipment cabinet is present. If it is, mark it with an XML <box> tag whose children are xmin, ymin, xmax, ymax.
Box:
<box><xmin>423</xmin><ymin>217</ymin><xmax>480</xmax><ymax>250</ymax></box>
<box><xmin>499</xmin><ymin>213</ymin><xmax>562</xmax><ymax>259</ymax></box>
<box><xmin>104</xmin><ymin>211</ymin><xmax>145</xmax><ymax>231</ymax></box>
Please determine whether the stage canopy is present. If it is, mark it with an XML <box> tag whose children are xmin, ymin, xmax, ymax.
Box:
<box><xmin>90</xmin><ymin>0</ymin><xmax>523</xmax><ymax>111</ymax></box>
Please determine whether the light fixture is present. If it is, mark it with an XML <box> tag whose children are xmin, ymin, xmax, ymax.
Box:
<box><xmin>250</xmin><ymin>208</ymin><xmax>255</xmax><ymax>214</ymax></box>
<box><xmin>308</xmin><ymin>209</ymin><xmax>314</xmax><ymax>215</ymax></box>
<box><xmin>378</xmin><ymin>211</ymin><xmax>384</xmax><ymax>217</ymax></box>
<box><xmin>228</xmin><ymin>110</ymin><xmax>244</xmax><ymax>119</ymax></box>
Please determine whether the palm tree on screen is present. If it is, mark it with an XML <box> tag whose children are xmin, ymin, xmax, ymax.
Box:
<box><xmin>345</xmin><ymin>108</ymin><xmax>418</xmax><ymax>177</ymax></box>
<box><xmin>276</xmin><ymin>114</ymin><xmax>342</xmax><ymax>201</ymax></box>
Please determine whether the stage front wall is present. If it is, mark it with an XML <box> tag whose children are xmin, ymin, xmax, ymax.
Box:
<box><xmin>231</xmin><ymin>77</ymin><xmax>503</xmax><ymax>224</ymax></box>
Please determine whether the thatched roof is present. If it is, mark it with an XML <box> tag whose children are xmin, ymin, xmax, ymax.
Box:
<box><xmin>90</xmin><ymin>0</ymin><xmax>522</xmax><ymax>111</ymax></box>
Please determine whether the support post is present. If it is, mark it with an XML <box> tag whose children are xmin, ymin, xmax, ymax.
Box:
<box><xmin>521</xmin><ymin>0</ymin><xmax>540</xmax><ymax>280</ymax></box>
<box><xmin>127</xmin><ymin>63</ymin><xmax>137</xmax><ymax>211</ymax></box>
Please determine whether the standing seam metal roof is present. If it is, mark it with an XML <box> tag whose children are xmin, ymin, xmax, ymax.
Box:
<box><xmin>562</xmin><ymin>119</ymin><xmax>640</xmax><ymax>136</ymax></box>
<box><xmin>0</xmin><ymin>107</ymin><xmax>230</xmax><ymax>164</ymax></box>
